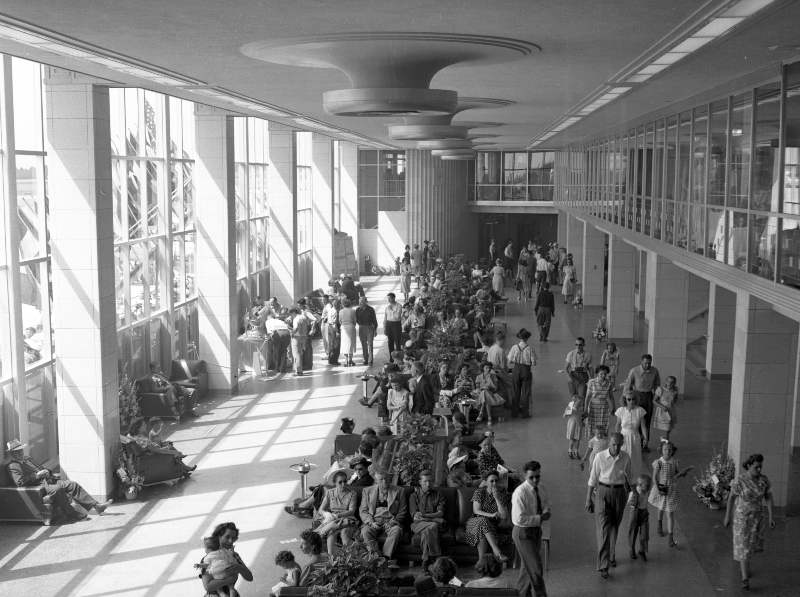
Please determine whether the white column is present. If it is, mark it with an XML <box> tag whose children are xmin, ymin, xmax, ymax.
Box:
<box><xmin>728</xmin><ymin>294</ymin><xmax>799</xmax><ymax>507</ymax></box>
<box><xmin>45</xmin><ymin>70</ymin><xmax>118</xmax><ymax>499</ymax></box>
<box><xmin>706</xmin><ymin>283</ymin><xmax>736</xmax><ymax>379</ymax></box>
<box><xmin>606</xmin><ymin>234</ymin><xmax>635</xmax><ymax>339</ymax></box>
<box><xmin>268</xmin><ymin>123</ymin><xmax>296</xmax><ymax>303</ymax></box>
<box><xmin>312</xmin><ymin>134</ymin><xmax>333</xmax><ymax>290</ymax></box>
<box><xmin>557</xmin><ymin>211</ymin><xmax>567</xmax><ymax>247</ymax></box>
<box><xmin>645</xmin><ymin>253</ymin><xmax>689</xmax><ymax>390</ymax></box>
<box><xmin>194</xmin><ymin>106</ymin><xmax>238</xmax><ymax>392</ymax></box>
<box><xmin>581</xmin><ymin>222</ymin><xmax>605</xmax><ymax>306</ymax></box>
<box><xmin>567</xmin><ymin>216</ymin><xmax>584</xmax><ymax>278</ymax></box>
<box><xmin>339</xmin><ymin>141</ymin><xmax>359</xmax><ymax>274</ymax></box>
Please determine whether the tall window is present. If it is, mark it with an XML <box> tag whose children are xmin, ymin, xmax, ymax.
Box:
<box><xmin>233</xmin><ymin>117</ymin><xmax>269</xmax><ymax>322</ymax></box>
<box><xmin>296</xmin><ymin>131</ymin><xmax>313</xmax><ymax>295</ymax></box>
<box><xmin>111</xmin><ymin>88</ymin><xmax>198</xmax><ymax>379</ymax></box>
<box><xmin>474</xmin><ymin>151</ymin><xmax>554</xmax><ymax>201</ymax></box>
<box><xmin>358</xmin><ymin>150</ymin><xmax>406</xmax><ymax>229</ymax></box>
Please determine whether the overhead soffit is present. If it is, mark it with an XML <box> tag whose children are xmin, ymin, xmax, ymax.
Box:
<box><xmin>0</xmin><ymin>1</ymin><xmax>797</xmax><ymax>149</ymax></box>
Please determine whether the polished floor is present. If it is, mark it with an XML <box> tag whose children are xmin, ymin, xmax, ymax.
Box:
<box><xmin>0</xmin><ymin>276</ymin><xmax>798</xmax><ymax>597</ymax></box>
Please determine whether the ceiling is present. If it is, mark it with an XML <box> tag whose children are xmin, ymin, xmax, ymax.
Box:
<box><xmin>0</xmin><ymin>0</ymin><xmax>798</xmax><ymax>150</ymax></box>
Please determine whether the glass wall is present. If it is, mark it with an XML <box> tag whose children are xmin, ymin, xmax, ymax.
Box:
<box><xmin>474</xmin><ymin>151</ymin><xmax>554</xmax><ymax>201</ymax></box>
<box><xmin>233</xmin><ymin>117</ymin><xmax>270</xmax><ymax>328</ymax></box>
<box><xmin>357</xmin><ymin>150</ymin><xmax>406</xmax><ymax>229</ymax></box>
<box><xmin>296</xmin><ymin>131</ymin><xmax>313</xmax><ymax>296</ymax></box>
<box><xmin>554</xmin><ymin>59</ymin><xmax>800</xmax><ymax>294</ymax></box>
<box><xmin>111</xmin><ymin>89</ymin><xmax>199</xmax><ymax>379</ymax></box>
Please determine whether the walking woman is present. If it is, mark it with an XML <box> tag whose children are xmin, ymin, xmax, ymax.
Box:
<box><xmin>507</xmin><ymin>328</ymin><xmax>536</xmax><ymax>418</ymax></box>
<box><xmin>399</xmin><ymin>257</ymin><xmax>412</xmax><ymax>301</ymax></box>
<box><xmin>584</xmin><ymin>365</ymin><xmax>616</xmax><ymax>439</ymax></box>
<box><xmin>724</xmin><ymin>454</ymin><xmax>776</xmax><ymax>591</ymax></box>
<box><xmin>338</xmin><ymin>297</ymin><xmax>357</xmax><ymax>367</ymax></box>
<box><xmin>561</xmin><ymin>256</ymin><xmax>577</xmax><ymax>304</ymax></box>
<box><xmin>600</xmin><ymin>342</ymin><xmax>621</xmax><ymax>390</ymax></box>
<box><xmin>614</xmin><ymin>393</ymin><xmax>648</xmax><ymax>479</ymax></box>
<box><xmin>490</xmin><ymin>259</ymin><xmax>505</xmax><ymax>296</ymax></box>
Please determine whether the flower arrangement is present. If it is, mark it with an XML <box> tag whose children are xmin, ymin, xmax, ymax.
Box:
<box><xmin>118</xmin><ymin>372</ymin><xmax>141</xmax><ymax>433</ymax></box>
<box><xmin>692</xmin><ymin>444</ymin><xmax>736</xmax><ymax>509</ymax></box>
<box><xmin>307</xmin><ymin>542</ymin><xmax>390</xmax><ymax>596</ymax></box>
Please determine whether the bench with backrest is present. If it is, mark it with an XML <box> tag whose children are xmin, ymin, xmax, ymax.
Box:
<box><xmin>0</xmin><ymin>460</ymin><xmax>53</xmax><ymax>525</ymax></box>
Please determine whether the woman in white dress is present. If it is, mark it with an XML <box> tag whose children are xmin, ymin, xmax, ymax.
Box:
<box><xmin>338</xmin><ymin>297</ymin><xmax>357</xmax><ymax>367</ymax></box>
<box><xmin>490</xmin><ymin>259</ymin><xmax>505</xmax><ymax>295</ymax></box>
<box><xmin>561</xmin><ymin>256</ymin><xmax>577</xmax><ymax>304</ymax></box>
<box><xmin>615</xmin><ymin>393</ymin><xmax>648</xmax><ymax>479</ymax></box>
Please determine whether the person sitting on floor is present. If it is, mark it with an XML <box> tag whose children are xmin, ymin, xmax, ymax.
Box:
<box><xmin>127</xmin><ymin>417</ymin><xmax>196</xmax><ymax>475</ymax></box>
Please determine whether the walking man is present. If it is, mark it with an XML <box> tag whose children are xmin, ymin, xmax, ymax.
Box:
<box><xmin>290</xmin><ymin>307</ymin><xmax>310</xmax><ymax>376</ymax></box>
<box><xmin>356</xmin><ymin>296</ymin><xmax>378</xmax><ymax>365</ymax></box>
<box><xmin>533</xmin><ymin>282</ymin><xmax>555</xmax><ymax>342</ymax></box>
<box><xmin>512</xmin><ymin>460</ymin><xmax>550</xmax><ymax>597</ymax></box>
<box><xmin>585</xmin><ymin>432</ymin><xmax>631</xmax><ymax>579</ymax></box>
<box><xmin>564</xmin><ymin>337</ymin><xmax>592</xmax><ymax>400</ymax></box>
<box><xmin>623</xmin><ymin>355</ymin><xmax>661</xmax><ymax>452</ymax></box>
<box><xmin>409</xmin><ymin>470</ymin><xmax>446</xmax><ymax>572</ymax></box>
<box><xmin>383</xmin><ymin>292</ymin><xmax>403</xmax><ymax>359</ymax></box>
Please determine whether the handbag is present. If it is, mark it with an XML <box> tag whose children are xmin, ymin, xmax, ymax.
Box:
<box><xmin>656</xmin><ymin>461</ymin><xmax>669</xmax><ymax>496</ymax></box>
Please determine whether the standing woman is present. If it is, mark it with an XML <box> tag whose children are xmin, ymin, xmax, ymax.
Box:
<box><xmin>387</xmin><ymin>375</ymin><xmax>411</xmax><ymax>434</ymax></box>
<box><xmin>723</xmin><ymin>454</ymin><xmax>776</xmax><ymax>591</ymax></box>
<box><xmin>199</xmin><ymin>522</ymin><xmax>254</xmax><ymax>595</ymax></box>
<box><xmin>614</xmin><ymin>393</ymin><xmax>648</xmax><ymax>479</ymax></box>
<box><xmin>584</xmin><ymin>365</ymin><xmax>616</xmax><ymax>440</ymax></box>
<box><xmin>561</xmin><ymin>256</ymin><xmax>577</xmax><ymax>304</ymax></box>
<box><xmin>516</xmin><ymin>249</ymin><xmax>530</xmax><ymax>303</ymax></box>
<box><xmin>465</xmin><ymin>471</ymin><xmax>511</xmax><ymax>563</ymax></box>
<box><xmin>338</xmin><ymin>297</ymin><xmax>357</xmax><ymax>367</ymax></box>
<box><xmin>503</xmin><ymin>240</ymin><xmax>514</xmax><ymax>280</ymax></box>
<box><xmin>489</xmin><ymin>238</ymin><xmax>497</xmax><ymax>264</ymax></box>
<box><xmin>399</xmin><ymin>257</ymin><xmax>412</xmax><ymax>301</ymax></box>
<box><xmin>507</xmin><ymin>328</ymin><xmax>536</xmax><ymax>418</ymax></box>
<box><xmin>490</xmin><ymin>259</ymin><xmax>505</xmax><ymax>296</ymax></box>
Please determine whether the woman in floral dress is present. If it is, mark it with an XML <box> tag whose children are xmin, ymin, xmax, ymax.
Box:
<box><xmin>386</xmin><ymin>375</ymin><xmax>410</xmax><ymax>434</ymax></box>
<box><xmin>724</xmin><ymin>454</ymin><xmax>776</xmax><ymax>590</ymax></box>
<box><xmin>465</xmin><ymin>470</ymin><xmax>510</xmax><ymax>562</ymax></box>
<box><xmin>584</xmin><ymin>365</ymin><xmax>616</xmax><ymax>439</ymax></box>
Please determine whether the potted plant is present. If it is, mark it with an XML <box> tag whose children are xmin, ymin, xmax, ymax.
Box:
<box><xmin>692</xmin><ymin>444</ymin><xmax>736</xmax><ymax>509</ymax></box>
<box><xmin>390</xmin><ymin>414</ymin><xmax>437</xmax><ymax>486</ymax></box>
<box><xmin>118</xmin><ymin>371</ymin><xmax>141</xmax><ymax>433</ymax></box>
<box><xmin>307</xmin><ymin>542</ymin><xmax>390</xmax><ymax>596</ymax></box>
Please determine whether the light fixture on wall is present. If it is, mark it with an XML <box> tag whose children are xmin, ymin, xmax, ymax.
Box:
<box><xmin>242</xmin><ymin>34</ymin><xmax>536</xmax><ymax>116</ymax></box>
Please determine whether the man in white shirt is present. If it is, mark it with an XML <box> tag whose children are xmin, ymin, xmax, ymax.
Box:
<box><xmin>564</xmin><ymin>337</ymin><xmax>592</xmax><ymax>399</ymax></box>
<box><xmin>585</xmin><ymin>433</ymin><xmax>631</xmax><ymax>579</ymax></box>
<box><xmin>383</xmin><ymin>292</ymin><xmax>403</xmax><ymax>358</ymax></box>
<box><xmin>511</xmin><ymin>461</ymin><xmax>550</xmax><ymax>597</ymax></box>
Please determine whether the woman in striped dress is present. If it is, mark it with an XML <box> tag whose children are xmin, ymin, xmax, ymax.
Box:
<box><xmin>584</xmin><ymin>365</ymin><xmax>615</xmax><ymax>439</ymax></box>
<box><xmin>648</xmin><ymin>441</ymin><xmax>693</xmax><ymax>548</ymax></box>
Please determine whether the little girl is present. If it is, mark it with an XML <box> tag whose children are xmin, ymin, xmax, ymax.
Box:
<box><xmin>627</xmin><ymin>474</ymin><xmax>652</xmax><ymax>561</ymax></box>
<box><xmin>653</xmin><ymin>376</ymin><xmax>679</xmax><ymax>442</ymax></box>
<box><xmin>580</xmin><ymin>426</ymin><xmax>608</xmax><ymax>471</ymax></box>
<box><xmin>563</xmin><ymin>394</ymin><xmax>584</xmax><ymax>459</ymax></box>
<box><xmin>648</xmin><ymin>441</ymin><xmax>693</xmax><ymax>547</ymax></box>
<box><xmin>270</xmin><ymin>550</ymin><xmax>301</xmax><ymax>596</ymax></box>
<box><xmin>196</xmin><ymin>536</ymin><xmax>239</xmax><ymax>596</ymax></box>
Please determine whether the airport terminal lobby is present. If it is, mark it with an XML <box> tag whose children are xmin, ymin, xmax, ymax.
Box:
<box><xmin>0</xmin><ymin>1</ymin><xmax>799</xmax><ymax>596</ymax></box>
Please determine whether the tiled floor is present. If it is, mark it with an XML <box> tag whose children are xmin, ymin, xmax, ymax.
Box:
<box><xmin>1</xmin><ymin>276</ymin><xmax>798</xmax><ymax>596</ymax></box>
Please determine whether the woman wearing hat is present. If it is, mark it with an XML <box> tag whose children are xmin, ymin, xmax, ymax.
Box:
<box><xmin>446</xmin><ymin>451</ymin><xmax>473</xmax><ymax>488</ymax></box>
<box><xmin>507</xmin><ymin>329</ymin><xmax>537</xmax><ymax>418</ymax></box>
<box><xmin>316</xmin><ymin>469</ymin><xmax>358</xmax><ymax>555</ymax></box>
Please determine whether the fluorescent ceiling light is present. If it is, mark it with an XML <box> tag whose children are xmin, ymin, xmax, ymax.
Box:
<box><xmin>693</xmin><ymin>17</ymin><xmax>744</xmax><ymax>37</ymax></box>
<box><xmin>637</xmin><ymin>63</ymin><xmax>670</xmax><ymax>75</ymax></box>
<box><xmin>721</xmin><ymin>0</ymin><xmax>775</xmax><ymax>17</ymax></box>
<box><xmin>608</xmin><ymin>87</ymin><xmax>631</xmax><ymax>95</ymax></box>
<box><xmin>651</xmin><ymin>52</ymin><xmax>688</xmax><ymax>65</ymax></box>
<box><xmin>626</xmin><ymin>73</ymin><xmax>652</xmax><ymax>83</ymax></box>
<box><xmin>670</xmin><ymin>36</ymin><xmax>715</xmax><ymax>53</ymax></box>
<box><xmin>0</xmin><ymin>25</ymin><xmax>47</xmax><ymax>44</ymax></box>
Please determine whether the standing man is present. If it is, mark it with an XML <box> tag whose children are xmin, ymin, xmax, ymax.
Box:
<box><xmin>533</xmin><ymin>282</ymin><xmax>555</xmax><ymax>342</ymax></box>
<box><xmin>384</xmin><ymin>292</ymin><xmax>403</xmax><ymax>360</ymax></box>
<box><xmin>411</xmin><ymin>243</ymin><xmax>423</xmax><ymax>287</ymax></box>
<box><xmin>512</xmin><ymin>460</ymin><xmax>550</xmax><ymax>597</ymax></box>
<box><xmin>320</xmin><ymin>295</ymin><xmax>333</xmax><ymax>355</ymax></box>
<box><xmin>486</xmin><ymin>332</ymin><xmax>511</xmax><ymax>398</ymax></box>
<box><xmin>585</xmin><ymin>432</ymin><xmax>631</xmax><ymax>580</ymax></box>
<box><xmin>356</xmin><ymin>296</ymin><xmax>378</xmax><ymax>366</ymax></box>
<box><xmin>360</xmin><ymin>468</ymin><xmax>406</xmax><ymax>558</ymax></box>
<box><xmin>422</xmin><ymin>240</ymin><xmax>430</xmax><ymax>278</ymax></box>
<box><xmin>507</xmin><ymin>329</ymin><xmax>536</xmax><ymax>418</ymax></box>
<box><xmin>623</xmin><ymin>355</ymin><xmax>661</xmax><ymax>452</ymax></box>
<box><xmin>410</xmin><ymin>361</ymin><xmax>435</xmax><ymax>415</ymax></box>
<box><xmin>564</xmin><ymin>337</ymin><xmax>592</xmax><ymax>400</ymax></box>
<box><xmin>409</xmin><ymin>470</ymin><xmax>446</xmax><ymax>572</ymax></box>
<box><xmin>266</xmin><ymin>314</ymin><xmax>291</xmax><ymax>372</ymax></box>
<box><xmin>290</xmin><ymin>307</ymin><xmax>310</xmax><ymax>376</ymax></box>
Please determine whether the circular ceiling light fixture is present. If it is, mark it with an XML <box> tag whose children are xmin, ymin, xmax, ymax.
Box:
<box><xmin>431</xmin><ymin>148</ymin><xmax>477</xmax><ymax>158</ymax></box>
<box><xmin>242</xmin><ymin>34</ymin><xmax>537</xmax><ymax>116</ymax></box>
<box><xmin>416</xmin><ymin>138</ymin><xmax>474</xmax><ymax>151</ymax></box>
<box><xmin>388</xmin><ymin>98</ymin><xmax>512</xmax><ymax>140</ymax></box>
<box><xmin>440</xmin><ymin>154</ymin><xmax>477</xmax><ymax>160</ymax></box>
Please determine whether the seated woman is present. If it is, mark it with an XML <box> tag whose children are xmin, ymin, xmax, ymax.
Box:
<box><xmin>316</xmin><ymin>470</ymin><xmax>358</xmax><ymax>555</ymax></box>
<box><xmin>465</xmin><ymin>470</ymin><xmax>510</xmax><ymax>563</ymax></box>
<box><xmin>126</xmin><ymin>417</ymin><xmax>196</xmax><ymax>474</ymax></box>
<box><xmin>453</xmin><ymin>364</ymin><xmax>475</xmax><ymax>399</ymax></box>
<box><xmin>474</xmin><ymin>362</ymin><xmax>505</xmax><ymax>425</ymax></box>
<box><xmin>476</xmin><ymin>430</ymin><xmax>505</xmax><ymax>478</ymax></box>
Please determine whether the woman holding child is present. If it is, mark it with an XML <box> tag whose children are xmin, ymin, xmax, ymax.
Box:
<box><xmin>199</xmin><ymin>522</ymin><xmax>253</xmax><ymax>596</ymax></box>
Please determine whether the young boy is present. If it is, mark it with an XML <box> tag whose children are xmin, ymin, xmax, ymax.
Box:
<box><xmin>627</xmin><ymin>474</ymin><xmax>653</xmax><ymax>561</ymax></box>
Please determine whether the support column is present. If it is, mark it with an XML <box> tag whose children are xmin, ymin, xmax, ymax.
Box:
<box><xmin>45</xmin><ymin>69</ymin><xmax>118</xmax><ymax>498</ymax></box>
<box><xmin>268</xmin><ymin>124</ymin><xmax>296</xmax><ymax>303</ymax></box>
<box><xmin>339</xmin><ymin>141</ymin><xmax>359</xmax><ymax>273</ymax></box>
<box><xmin>567</xmin><ymin>216</ymin><xmax>584</xmax><ymax>281</ymax></box>
<box><xmin>645</xmin><ymin>253</ymin><xmax>689</xmax><ymax>389</ymax></box>
<box><xmin>194</xmin><ymin>106</ymin><xmax>238</xmax><ymax>392</ymax></box>
<box><xmin>706</xmin><ymin>283</ymin><xmax>736</xmax><ymax>379</ymax></box>
<box><xmin>606</xmin><ymin>234</ymin><xmax>636</xmax><ymax>339</ymax></box>
<box><xmin>728</xmin><ymin>294</ymin><xmax>798</xmax><ymax>507</ymax></box>
<box><xmin>312</xmin><ymin>134</ymin><xmax>333</xmax><ymax>290</ymax></box>
<box><xmin>556</xmin><ymin>211</ymin><xmax>567</xmax><ymax>248</ymax></box>
<box><xmin>581</xmin><ymin>222</ymin><xmax>605</xmax><ymax>306</ymax></box>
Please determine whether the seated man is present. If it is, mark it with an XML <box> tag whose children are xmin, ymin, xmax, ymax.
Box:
<box><xmin>6</xmin><ymin>439</ymin><xmax>112</xmax><ymax>521</ymax></box>
<box><xmin>360</xmin><ymin>468</ymin><xmax>406</xmax><ymax>558</ymax></box>
<box><xmin>147</xmin><ymin>361</ymin><xmax>197</xmax><ymax>417</ymax></box>
<box><xmin>410</xmin><ymin>470</ymin><xmax>446</xmax><ymax>572</ymax></box>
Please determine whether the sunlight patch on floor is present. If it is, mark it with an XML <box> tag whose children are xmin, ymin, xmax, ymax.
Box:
<box><xmin>247</xmin><ymin>400</ymin><xmax>301</xmax><ymax>416</ymax></box>
<box><xmin>286</xmin><ymin>410</ymin><xmax>343</xmax><ymax>427</ymax></box>
<box><xmin>141</xmin><ymin>490</ymin><xmax>228</xmax><ymax>523</ymax></box>
<box><xmin>299</xmin><ymin>394</ymin><xmax>351</xmax><ymax>410</ymax></box>
<box><xmin>228</xmin><ymin>415</ymin><xmax>288</xmax><ymax>435</ymax></box>
<box><xmin>76</xmin><ymin>554</ymin><xmax>173</xmax><ymax>595</ymax></box>
<box><xmin>111</xmin><ymin>515</ymin><xmax>208</xmax><ymax>555</ymax></box>
<box><xmin>207</xmin><ymin>504</ymin><xmax>284</xmax><ymax>533</ymax></box>
<box><xmin>274</xmin><ymin>422</ymin><xmax>334</xmax><ymax>443</ymax></box>
<box><xmin>255</xmin><ymin>389</ymin><xmax>309</xmax><ymax>403</ymax></box>
<box><xmin>224</xmin><ymin>481</ymin><xmax>297</xmax><ymax>510</ymax></box>
<box><xmin>307</xmin><ymin>384</ymin><xmax>359</xmax><ymax>399</ymax></box>
<box><xmin>211</xmin><ymin>430</ymin><xmax>276</xmax><ymax>451</ymax></box>
<box><xmin>195</xmin><ymin>446</ymin><xmax>264</xmax><ymax>469</ymax></box>
<box><xmin>262</xmin><ymin>438</ymin><xmax>325</xmax><ymax>461</ymax></box>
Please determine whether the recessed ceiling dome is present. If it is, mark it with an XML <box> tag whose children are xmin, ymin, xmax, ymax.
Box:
<box><xmin>241</xmin><ymin>34</ymin><xmax>537</xmax><ymax>116</ymax></box>
<box><xmin>388</xmin><ymin>97</ymin><xmax>512</xmax><ymax>141</ymax></box>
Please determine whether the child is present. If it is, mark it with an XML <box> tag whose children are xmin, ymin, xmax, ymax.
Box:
<box><xmin>572</xmin><ymin>292</ymin><xmax>583</xmax><ymax>310</ymax></box>
<box><xmin>563</xmin><ymin>394</ymin><xmax>584</xmax><ymax>459</ymax></box>
<box><xmin>592</xmin><ymin>315</ymin><xmax>608</xmax><ymax>343</ymax></box>
<box><xmin>196</xmin><ymin>536</ymin><xmax>239</xmax><ymax>596</ymax></box>
<box><xmin>653</xmin><ymin>376</ymin><xmax>679</xmax><ymax>442</ymax></box>
<box><xmin>580</xmin><ymin>426</ymin><xmax>609</xmax><ymax>471</ymax></box>
<box><xmin>648</xmin><ymin>441</ymin><xmax>693</xmax><ymax>548</ymax></box>
<box><xmin>270</xmin><ymin>550</ymin><xmax>301</xmax><ymax>596</ymax></box>
<box><xmin>627</xmin><ymin>474</ymin><xmax>652</xmax><ymax>561</ymax></box>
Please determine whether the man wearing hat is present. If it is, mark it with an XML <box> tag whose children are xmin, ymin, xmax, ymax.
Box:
<box><xmin>409</xmin><ymin>470</ymin><xmax>446</xmax><ymax>572</ymax></box>
<box><xmin>349</xmin><ymin>455</ymin><xmax>375</xmax><ymax>487</ymax></box>
<box><xmin>6</xmin><ymin>439</ymin><xmax>112</xmax><ymax>520</ymax></box>
<box><xmin>507</xmin><ymin>329</ymin><xmax>537</xmax><ymax>418</ymax></box>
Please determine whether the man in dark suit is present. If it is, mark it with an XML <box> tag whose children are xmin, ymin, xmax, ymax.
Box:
<box><xmin>360</xmin><ymin>468</ymin><xmax>407</xmax><ymax>557</ymax></box>
<box><xmin>533</xmin><ymin>282</ymin><xmax>556</xmax><ymax>342</ymax></box>
<box><xmin>410</xmin><ymin>361</ymin><xmax>435</xmax><ymax>415</ymax></box>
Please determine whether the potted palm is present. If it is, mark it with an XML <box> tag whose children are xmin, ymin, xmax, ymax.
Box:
<box><xmin>307</xmin><ymin>542</ymin><xmax>390</xmax><ymax>596</ymax></box>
